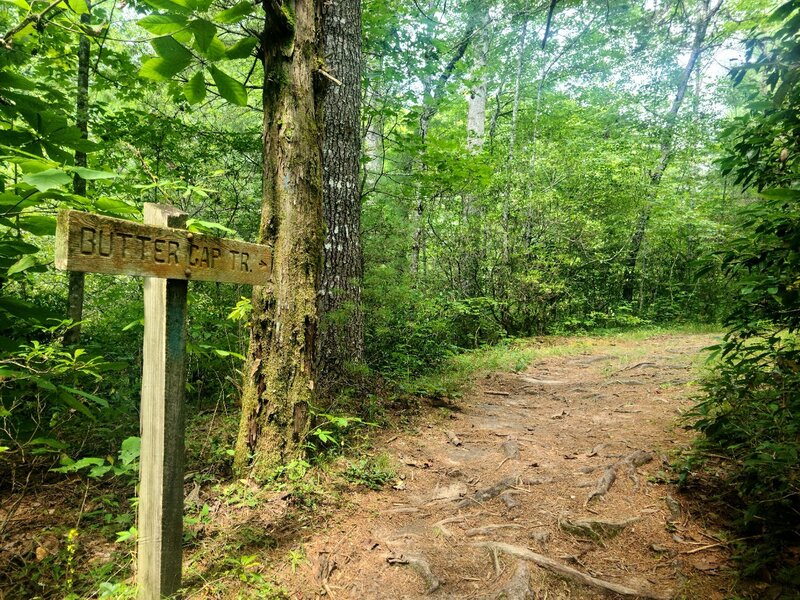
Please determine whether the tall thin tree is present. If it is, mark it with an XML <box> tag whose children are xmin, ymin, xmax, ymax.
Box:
<box><xmin>63</xmin><ymin>7</ymin><xmax>91</xmax><ymax>346</ymax></box>
<box><xmin>318</xmin><ymin>0</ymin><xmax>364</xmax><ymax>388</ymax></box>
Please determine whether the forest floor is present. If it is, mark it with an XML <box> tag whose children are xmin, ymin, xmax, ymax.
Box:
<box><xmin>3</xmin><ymin>331</ymin><xmax>773</xmax><ymax>599</ymax></box>
<box><xmin>263</xmin><ymin>332</ymin><xmax>748</xmax><ymax>599</ymax></box>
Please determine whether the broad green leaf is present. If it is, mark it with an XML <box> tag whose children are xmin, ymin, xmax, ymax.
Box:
<box><xmin>71</xmin><ymin>167</ymin><xmax>117</xmax><ymax>180</ymax></box>
<box><xmin>7</xmin><ymin>255</ymin><xmax>36</xmax><ymax>276</ymax></box>
<box><xmin>187</xmin><ymin>218</ymin><xmax>237</xmax><ymax>235</ymax></box>
<box><xmin>225</xmin><ymin>37</ymin><xmax>258</xmax><ymax>60</ymax></box>
<box><xmin>213</xmin><ymin>0</ymin><xmax>253</xmax><ymax>23</ymax></box>
<box><xmin>198</xmin><ymin>35</ymin><xmax>226</xmax><ymax>61</ymax></box>
<box><xmin>67</xmin><ymin>0</ymin><xmax>89</xmax><ymax>14</ymax></box>
<box><xmin>142</xmin><ymin>0</ymin><xmax>193</xmax><ymax>13</ymax></box>
<box><xmin>760</xmin><ymin>188</ymin><xmax>800</xmax><ymax>201</ymax></box>
<box><xmin>139</xmin><ymin>57</ymin><xmax>188</xmax><ymax>82</ymax></box>
<box><xmin>0</xmin><ymin>239</ymin><xmax>40</xmax><ymax>255</ymax></box>
<box><xmin>120</xmin><ymin>436</ymin><xmax>141</xmax><ymax>465</ymax></box>
<box><xmin>151</xmin><ymin>35</ymin><xmax>193</xmax><ymax>66</ymax></box>
<box><xmin>12</xmin><ymin>22</ymin><xmax>36</xmax><ymax>39</ymax></box>
<box><xmin>138</xmin><ymin>14</ymin><xmax>188</xmax><ymax>35</ymax></box>
<box><xmin>0</xmin><ymin>0</ymin><xmax>31</xmax><ymax>9</ymax></box>
<box><xmin>184</xmin><ymin>71</ymin><xmax>207</xmax><ymax>104</ymax></box>
<box><xmin>21</xmin><ymin>169</ymin><xmax>71</xmax><ymax>192</ymax></box>
<box><xmin>17</xmin><ymin>215</ymin><xmax>56</xmax><ymax>235</ymax></box>
<box><xmin>209</xmin><ymin>66</ymin><xmax>248</xmax><ymax>106</ymax></box>
<box><xmin>0</xmin><ymin>70</ymin><xmax>35</xmax><ymax>91</ymax></box>
<box><xmin>189</xmin><ymin>19</ymin><xmax>216</xmax><ymax>52</ymax></box>
<box><xmin>95</xmin><ymin>197</ymin><xmax>138</xmax><ymax>214</ymax></box>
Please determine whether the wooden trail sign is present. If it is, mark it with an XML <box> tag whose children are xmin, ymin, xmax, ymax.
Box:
<box><xmin>55</xmin><ymin>209</ymin><xmax>272</xmax><ymax>285</ymax></box>
<box><xmin>55</xmin><ymin>204</ymin><xmax>271</xmax><ymax>599</ymax></box>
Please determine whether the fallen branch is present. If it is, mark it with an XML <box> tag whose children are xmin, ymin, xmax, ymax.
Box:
<box><xmin>485</xmin><ymin>390</ymin><xmax>511</xmax><ymax>396</ymax></box>
<box><xmin>473</xmin><ymin>542</ymin><xmax>671</xmax><ymax>600</ymax></box>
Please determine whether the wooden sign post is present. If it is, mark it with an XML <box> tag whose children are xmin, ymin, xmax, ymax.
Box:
<box><xmin>55</xmin><ymin>203</ymin><xmax>272</xmax><ymax>599</ymax></box>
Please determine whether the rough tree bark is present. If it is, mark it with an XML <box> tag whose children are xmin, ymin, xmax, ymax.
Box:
<box><xmin>621</xmin><ymin>0</ymin><xmax>722</xmax><ymax>303</ymax></box>
<box><xmin>317</xmin><ymin>0</ymin><xmax>364</xmax><ymax>387</ymax></box>
<box><xmin>234</xmin><ymin>0</ymin><xmax>325</xmax><ymax>478</ymax></box>
<box><xmin>63</xmin><ymin>10</ymin><xmax>90</xmax><ymax>346</ymax></box>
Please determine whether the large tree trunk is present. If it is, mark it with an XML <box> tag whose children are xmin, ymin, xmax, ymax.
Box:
<box><xmin>63</xmin><ymin>10</ymin><xmax>90</xmax><ymax>347</ymax></box>
<box><xmin>235</xmin><ymin>0</ymin><xmax>324</xmax><ymax>479</ymax></box>
<box><xmin>620</xmin><ymin>0</ymin><xmax>722</xmax><ymax>303</ymax></box>
<box><xmin>317</xmin><ymin>0</ymin><xmax>364</xmax><ymax>388</ymax></box>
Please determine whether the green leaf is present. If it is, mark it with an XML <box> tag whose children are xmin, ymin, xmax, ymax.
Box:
<box><xmin>17</xmin><ymin>215</ymin><xmax>56</xmax><ymax>235</ymax></box>
<box><xmin>0</xmin><ymin>70</ymin><xmax>35</xmax><ymax>91</ymax></box>
<box><xmin>186</xmin><ymin>217</ymin><xmax>237</xmax><ymax>235</ymax></box>
<box><xmin>198</xmin><ymin>35</ymin><xmax>227</xmax><ymax>61</ymax></box>
<box><xmin>209</xmin><ymin>66</ymin><xmax>248</xmax><ymax>106</ymax></box>
<box><xmin>0</xmin><ymin>0</ymin><xmax>31</xmax><ymax>10</ymax></box>
<box><xmin>151</xmin><ymin>35</ymin><xmax>193</xmax><ymax>64</ymax></box>
<box><xmin>58</xmin><ymin>390</ymin><xmax>95</xmax><ymax>419</ymax></box>
<box><xmin>7</xmin><ymin>255</ymin><xmax>36</xmax><ymax>276</ymax></box>
<box><xmin>0</xmin><ymin>239</ymin><xmax>40</xmax><ymax>255</ymax></box>
<box><xmin>138</xmin><ymin>14</ymin><xmax>188</xmax><ymax>35</ymax></box>
<box><xmin>60</xmin><ymin>385</ymin><xmax>109</xmax><ymax>408</ymax></box>
<box><xmin>142</xmin><ymin>0</ymin><xmax>193</xmax><ymax>13</ymax></box>
<box><xmin>184</xmin><ymin>71</ymin><xmax>207</xmax><ymax>104</ymax></box>
<box><xmin>139</xmin><ymin>57</ymin><xmax>188</xmax><ymax>82</ymax></box>
<box><xmin>119</xmin><ymin>436</ymin><xmax>141</xmax><ymax>465</ymax></box>
<box><xmin>213</xmin><ymin>0</ymin><xmax>254</xmax><ymax>23</ymax></box>
<box><xmin>71</xmin><ymin>167</ymin><xmax>117</xmax><ymax>180</ymax></box>
<box><xmin>189</xmin><ymin>19</ymin><xmax>216</xmax><ymax>51</ymax></box>
<box><xmin>760</xmin><ymin>188</ymin><xmax>800</xmax><ymax>201</ymax></box>
<box><xmin>21</xmin><ymin>169</ymin><xmax>71</xmax><ymax>192</ymax></box>
<box><xmin>94</xmin><ymin>197</ymin><xmax>138</xmax><ymax>214</ymax></box>
<box><xmin>225</xmin><ymin>36</ymin><xmax>258</xmax><ymax>60</ymax></box>
<box><xmin>66</xmin><ymin>0</ymin><xmax>89</xmax><ymax>14</ymax></box>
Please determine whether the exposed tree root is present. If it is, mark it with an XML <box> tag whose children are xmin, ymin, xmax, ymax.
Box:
<box><xmin>458</xmin><ymin>475</ymin><xmax>553</xmax><ymax>508</ymax></box>
<box><xmin>465</xmin><ymin>524</ymin><xmax>525</xmax><ymax>537</ymax></box>
<box><xmin>446</xmin><ymin>430</ymin><xmax>462</xmax><ymax>446</ymax></box>
<box><xmin>586</xmin><ymin>450</ymin><xmax>653</xmax><ymax>505</ymax></box>
<box><xmin>387</xmin><ymin>553</ymin><xmax>441</xmax><ymax>594</ymax></box>
<box><xmin>474</xmin><ymin>542</ymin><xmax>671</xmax><ymax>600</ymax></box>
<box><xmin>497</xmin><ymin>561</ymin><xmax>532</xmax><ymax>599</ymax></box>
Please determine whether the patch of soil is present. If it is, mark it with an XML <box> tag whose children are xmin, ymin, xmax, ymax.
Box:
<box><xmin>270</xmin><ymin>334</ymin><xmax>742</xmax><ymax>599</ymax></box>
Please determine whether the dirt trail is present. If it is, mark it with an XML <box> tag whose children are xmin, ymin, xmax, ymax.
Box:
<box><xmin>278</xmin><ymin>333</ymin><xmax>736</xmax><ymax>599</ymax></box>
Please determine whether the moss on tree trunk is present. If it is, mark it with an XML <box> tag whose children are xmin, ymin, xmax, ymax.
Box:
<box><xmin>234</xmin><ymin>0</ymin><xmax>324</xmax><ymax>479</ymax></box>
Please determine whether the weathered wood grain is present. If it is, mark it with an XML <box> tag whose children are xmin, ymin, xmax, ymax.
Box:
<box><xmin>138</xmin><ymin>204</ymin><xmax>188</xmax><ymax>600</ymax></box>
<box><xmin>55</xmin><ymin>209</ymin><xmax>272</xmax><ymax>285</ymax></box>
